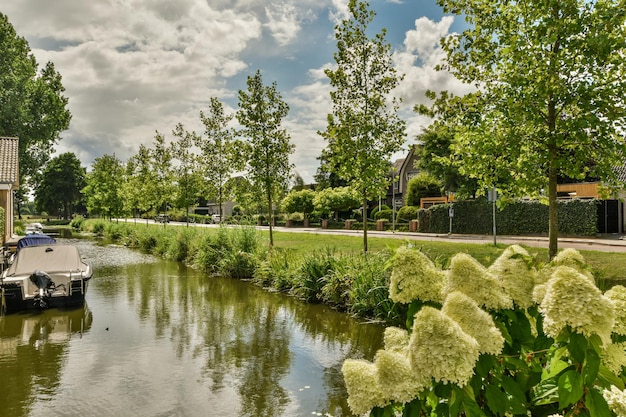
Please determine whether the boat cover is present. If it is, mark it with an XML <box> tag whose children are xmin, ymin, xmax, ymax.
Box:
<box><xmin>5</xmin><ymin>245</ymin><xmax>90</xmax><ymax>277</ymax></box>
<box><xmin>16</xmin><ymin>234</ymin><xmax>57</xmax><ymax>251</ymax></box>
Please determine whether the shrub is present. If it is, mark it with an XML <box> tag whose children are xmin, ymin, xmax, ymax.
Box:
<box><xmin>341</xmin><ymin>245</ymin><xmax>626</xmax><ymax>417</ymax></box>
<box><xmin>292</xmin><ymin>248</ymin><xmax>338</xmax><ymax>303</ymax></box>
<box><xmin>374</xmin><ymin>209</ymin><xmax>393</xmax><ymax>221</ymax></box>
<box><xmin>371</xmin><ymin>204</ymin><xmax>391</xmax><ymax>219</ymax></box>
<box><xmin>70</xmin><ymin>216</ymin><xmax>85</xmax><ymax>230</ymax></box>
<box><xmin>397</xmin><ymin>206</ymin><xmax>420</xmax><ymax>222</ymax></box>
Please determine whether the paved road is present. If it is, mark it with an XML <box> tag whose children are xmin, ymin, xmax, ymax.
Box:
<box><xmin>135</xmin><ymin>218</ymin><xmax>626</xmax><ymax>253</ymax></box>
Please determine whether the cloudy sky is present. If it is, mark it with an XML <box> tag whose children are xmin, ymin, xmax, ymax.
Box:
<box><xmin>3</xmin><ymin>0</ymin><xmax>472</xmax><ymax>183</ymax></box>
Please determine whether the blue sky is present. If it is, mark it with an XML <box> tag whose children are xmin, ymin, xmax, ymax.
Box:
<box><xmin>3</xmin><ymin>0</ymin><xmax>472</xmax><ymax>183</ymax></box>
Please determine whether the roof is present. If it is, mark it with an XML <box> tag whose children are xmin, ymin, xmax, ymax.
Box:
<box><xmin>0</xmin><ymin>137</ymin><xmax>19</xmax><ymax>186</ymax></box>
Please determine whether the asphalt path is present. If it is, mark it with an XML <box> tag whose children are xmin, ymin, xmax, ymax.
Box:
<box><xmin>126</xmin><ymin>218</ymin><xmax>626</xmax><ymax>253</ymax></box>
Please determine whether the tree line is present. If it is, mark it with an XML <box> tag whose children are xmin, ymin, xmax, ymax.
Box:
<box><xmin>5</xmin><ymin>0</ymin><xmax>626</xmax><ymax>257</ymax></box>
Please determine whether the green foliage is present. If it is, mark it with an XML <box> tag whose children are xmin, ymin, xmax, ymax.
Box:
<box><xmin>292</xmin><ymin>247</ymin><xmax>338</xmax><ymax>303</ymax></box>
<box><xmin>432</xmin><ymin>0</ymin><xmax>626</xmax><ymax>258</ymax></box>
<box><xmin>195</xmin><ymin>97</ymin><xmax>243</xmax><ymax>217</ymax></box>
<box><xmin>170</xmin><ymin>123</ymin><xmax>204</xmax><ymax>214</ymax></box>
<box><xmin>418</xmin><ymin>198</ymin><xmax>598</xmax><ymax>235</ymax></box>
<box><xmin>405</xmin><ymin>173</ymin><xmax>443</xmax><ymax>207</ymax></box>
<box><xmin>82</xmin><ymin>154</ymin><xmax>125</xmax><ymax>219</ymax></box>
<box><xmin>282</xmin><ymin>189</ymin><xmax>315</xmax><ymax>218</ymax></box>
<box><xmin>374</xmin><ymin>209</ymin><xmax>393</xmax><ymax>221</ymax></box>
<box><xmin>313</xmin><ymin>186</ymin><xmax>360</xmax><ymax>220</ymax></box>
<box><xmin>342</xmin><ymin>245</ymin><xmax>626</xmax><ymax>416</ymax></box>
<box><xmin>35</xmin><ymin>152</ymin><xmax>86</xmax><ymax>219</ymax></box>
<box><xmin>397</xmin><ymin>206</ymin><xmax>419</xmax><ymax>222</ymax></box>
<box><xmin>371</xmin><ymin>205</ymin><xmax>390</xmax><ymax>219</ymax></box>
<box><xmin>0</xmin><ymin>13</ymin><xmax>71</xmax><ymax>189</ymax></box>
<box><xmin>320</xmin><ymin>0</ymin><xmax>405</xmax><ymax>252</ymax></box>
<box><xmin>237</xmin><ymin>70</ymin><xmax>294</xmax><ymax>247</ymax></box>
<box><xmin>69</xmin><ymin>215</ymin><xmax>85</xmax><ymax>230</ymax></box>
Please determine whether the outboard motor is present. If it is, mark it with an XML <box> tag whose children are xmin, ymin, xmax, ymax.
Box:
<box><xmin>29</xmin><ymin>270</ymin><xmax>55</xmax><ymax>309</ymax></box>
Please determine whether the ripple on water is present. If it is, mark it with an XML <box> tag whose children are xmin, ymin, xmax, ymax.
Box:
<box><xmin>58</xmin><ymin>238</ymin><xmax>157</xmax><ymax>269</ymax></box>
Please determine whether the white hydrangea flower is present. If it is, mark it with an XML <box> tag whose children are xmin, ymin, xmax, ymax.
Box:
<box><xmin>375</xmin><ymin>347</ymin><xmax>427</xmax><ymax>404</ymax></box>
<box><xmin>488</xmin><ymin>245</ymin><xmax>536</xmax><ymax>309</ymax></box>
<box><xmin>389</xmin><ymin>246</ymin><xmax>446</xmax><ymax>304</ymax></box>
<box><xmin>444</xmin><ymin>253</ymin><xmax>512</xmax><ymax>311</ymax></box>
<box><xmin>409</xmin><ymin>306</ymin><xmax>480</xmax><ymax>386</ymax></box>
<box><xmin>383</xmin><ymin>326</ymin><xmax>410</xmax><ymax>352</ymax></box>
<box><xmin>605</xmin><ymin>285</ymin><xmax>626</xmax><ymax>336</ymax></box>
<box><xmin>442</xmin><ymin>291</ymin><xmax>504</xmax><ymax>355</ymax></box>
<box><xmin>341</xmin><ymin>359</ymin><xmax>387</xmax><ymax>416</ymax></box>
<box><xmin>536</xmin><ymin>248</ymin><xmax>594</xmax><ymax>287</ymax></box>
<box><xmin>540</xmin><ymin>266</ymin><xmax>615</xmax><ymax>345</ymax></box>
<box><xmin>602</xmin><ymin>342</ymin><xmax>626</xmax><ymax>375</ymax></box>
<box><xmin>603</xmin><ymin>385</ymin><xmax>626</xmax><ymax>417</ymax></box>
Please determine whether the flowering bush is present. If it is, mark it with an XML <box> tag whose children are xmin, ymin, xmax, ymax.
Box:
<box><xmin>342</xmin><ymin>244</ymin><xmax>626</xmax><ymax>416</ymax></box>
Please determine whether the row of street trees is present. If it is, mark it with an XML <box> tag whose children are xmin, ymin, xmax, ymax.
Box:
<box><xmin>7</xmin><ymin>0</ymin><xmax>626</xmax><ymax>259</ymax></box>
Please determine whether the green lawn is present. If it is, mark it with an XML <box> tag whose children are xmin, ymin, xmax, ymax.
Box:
<box><xmin>269</xmin><ymin>229</ymin><xmax>626</xmax><ymax>285</ymax></box>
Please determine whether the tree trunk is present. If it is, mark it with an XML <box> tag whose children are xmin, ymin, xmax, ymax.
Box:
<box><xmin>362</xmin><ymin>196</ymin><xmax>368</xmax><ymax>253</ymax></box>
<box><xmin>548</xmin><ymin>155</ymin><xmax>558</xmax><ymax>260</ymax></box>
<box><xmin>267</xmin><ymin>192</ymin><xmax>273</xmax><ymax>247</ymax></box>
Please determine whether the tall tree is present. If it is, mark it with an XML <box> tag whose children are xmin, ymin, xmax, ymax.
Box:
<box><xmin>195</xmin><ymin>97</ymin><xmax>244</xmax><ymax>219</ymax></box>
<box><xmin>320</xmin><ymin>0</ymin><xmax>406</xmax><ymax>253</ymax></box>
<box><xmin>237</xmin><ymin>70</ymin><xmax>294</xmax><ymax>247</ymax></box>
<box><xmin>150</xmin><ymin>132</ymin><xmax>174</xmax><ymax>216</ymax></box>
<box><xmin>415</xmin><ymin>91</ymin><xmax>480</xmax><ymax>199</ymax></box>
<box><xmin>82</xmin><ymin>154</ymin><xmax>125</xmax><ymax>219</ymax></box>
<box><xmin>171</xmin><ymin>123</ymin><xmax>203</xmax><ymax>223</ymax></box>
<box><xmin>435</xmin><ymin>0</ymin><xmax>626</xmax><ymax>259</ymax></box>
<box><xmin>122</xmin><ymin>145</ymin><xmax>153</xmax><ymax>221</ymax></box>
<box><xmin>35</xmin><ymin>153</ymin><xmax>85</xmax><ymax>219</ymax></box>
<box><xmin>0</xmin><ymin>14</ymin><xmax>71</xmax><ymax>196</ymax></box>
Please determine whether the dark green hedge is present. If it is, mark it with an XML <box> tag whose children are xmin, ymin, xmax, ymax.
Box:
<box><xmin>417</xmin><ymin>198</ymin><xmax>598</xmax><ymax>236</ymax></box>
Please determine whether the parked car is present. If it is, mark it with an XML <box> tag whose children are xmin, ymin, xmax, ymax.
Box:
<box><xmin>155</xmin><ymin>214</ymin><xmax>170</xmax><ymax>223</ymax></box>
<box><xmin>211</xmin><ymin>214</ymin><xmax>222</xmax><ymax>224</ymax></box>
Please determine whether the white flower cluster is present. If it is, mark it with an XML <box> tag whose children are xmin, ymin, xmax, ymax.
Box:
<box><xmin>343</xmin><ymin>245</ymin><xmax>626</xmax><ymax>416</ymax></box>
<box><xmin>488</xmin><ymin>244</ymin><xmax>536</xmax><ymax>308</ymax></box>
<box><xmin>538</xmin><ymin>266</ymin><xmax>615</xmax><ymax>345</ymax></box>
<box><xmin>444</xmin><ymin>252</ymin><xmax>512</xmax><ymax>310</ymax></box>
<box><xmin>389</xmin><ymin>246</ymin><xmax>445</xmax><ymax>304</ymax></box>
<box><xmin>603</xmin><ymin>385</ymin><xmax>626</xmax><ymax>417</ymax></box>
<box><xmin>605</xmin><ymin>285</ymin><xmax>626</xmax><ymax>336</ymax></box>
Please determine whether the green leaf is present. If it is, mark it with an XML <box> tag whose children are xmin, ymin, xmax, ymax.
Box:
<box><xmin>501</xmin><ymin>375</ymin><xmax>528</xmax><ymax>413</ymax></box>
<box><xmin>568</xmin><ymin>332</ymin><xmax>588</xmax><ymax>364</ymax></box>
<box><xmin>586</xmin><ymin>387</ymin><xmax>612</xmax><ymax>417</ymax></box>
<box><xmin>485</xmin><ymin>385</ymin><xmax>507</xmax><ymax>415</ymax></box>
<box><xmin>402</xmin><ymin>398</ymin><xmax>422</xmax><ymax>417</ymax></box>
<box><xmin>476</xmin><ymin>354</ymin><xmax>497</xmax><ymax>378</ymax></box>
<box><xmin>558</xmin><ymin>370</ymin><xmax>584</xmax><ymax>408</ymax></box>
<box><xmin>531</xmin><ymin>377</ymin><xmax>559</xmax><ymax>406</ymax></box>
<box><xmin>597</xmin><ymin>364</ymin><xmax>625</xmax><ymax>390</ymax></box>
<box><xmin>583</xmin><ymin>349</ymin><xmax>601</xmax><ymax>386</ymax></box>
<box><xmin>543</xmin><ymin>360</ymin><xmax>572</xmax><ymax>379</ymax></box>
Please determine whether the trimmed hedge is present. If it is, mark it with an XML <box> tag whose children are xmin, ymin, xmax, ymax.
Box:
<box><xmin>417</xmin><ymin>198</ymin><xmax>599</xmax><ymax>236</ymax></box>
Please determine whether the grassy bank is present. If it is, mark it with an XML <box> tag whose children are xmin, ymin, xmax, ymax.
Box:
<box><xmin>74</xmin><ymin>219</ymin><xmax>626</xmax><ymax>325</ymax></box>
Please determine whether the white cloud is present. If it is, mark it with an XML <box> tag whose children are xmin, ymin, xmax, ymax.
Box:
<box><xmin>394</xmin><ymin>16</ymin><xmax>475</xmax><ymax>120</ymax></box>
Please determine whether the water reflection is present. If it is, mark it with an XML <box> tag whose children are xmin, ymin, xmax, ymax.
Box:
<box><xmin>2</xmin><ymin>239</ymin><xmax>384</xmax><ymax>417</ymax></box>
<box><xmin>0</xmin><ymin>306</ymin><xmax>93</xmax><ymax>417</ymax></box>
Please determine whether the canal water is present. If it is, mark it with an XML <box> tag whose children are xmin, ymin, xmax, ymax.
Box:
<box><xmin>0</xmin><ymin>239</ymin><xmax>385</xmax><ymax>417</ymax></box>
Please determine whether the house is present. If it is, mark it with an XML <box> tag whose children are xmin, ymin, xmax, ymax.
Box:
<box><xmin>0</xmin><ymin>137</ymin><xmax>19</xmax><ymax>243</ymax></box>
<box><xmin>385</xmin><ymin>145</ymin><xmax>420</xmax><ymax>209</ymax></box>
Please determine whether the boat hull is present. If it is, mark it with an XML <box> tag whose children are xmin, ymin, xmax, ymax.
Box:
<box><xmin>1</xmin><ymin>244</ymin><xmax>93</xmax><ymax>314</ymax></box>
<box><xmin>1</xmin><ymin>279</ymin><xmax>90</xmax><ymax>313</ymax></box>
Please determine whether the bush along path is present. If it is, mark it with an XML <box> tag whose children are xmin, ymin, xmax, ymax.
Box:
<box><xmin>79</xmin><ymin>220</ymin><xmax>626</xmax><ymax>415</ymax></box>
<box><xmin>342</xmin><ymin>245</ymin><xmax>626</xmax><ymax>416</ymax></box>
